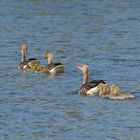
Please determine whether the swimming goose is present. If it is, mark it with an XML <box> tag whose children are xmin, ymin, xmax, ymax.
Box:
<box><xmin>76</xmin><ymin>64</ymin><xmax>105</xmax><ymax>96</ymax></box>
<box><xmin>18</xmin><ymin>44</ymin><xmax>40</xmax><ymax>70</ymax></box>
<box><xmin>107</xmin><ymin>84</ymin><xmax>135</xmax><ymax>100</ymax></box>
<box><xmin>43</xmin><ymin>51</ymin><xmax>64</xmax><ymax>74</ymax></box>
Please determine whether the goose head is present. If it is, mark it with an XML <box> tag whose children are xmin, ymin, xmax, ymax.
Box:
<box><xmin>76</xmin><ymin>64</ymin><xmax>89</xmax><ymax>84</ymax></box>
<box><xmin>44</xmin><ymin>51</ymin><xmax>53</xmax><ymax>64</ymax></box>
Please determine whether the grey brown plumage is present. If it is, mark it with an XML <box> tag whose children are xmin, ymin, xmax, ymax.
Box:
<box><xmin>18</xmin><ymin>44</ymin><xmax>39</xmax><ymax>70</ymax></box>
<box><xmin>79</xmin><ymin>80</ymin><xmax>106</xmax><ymax>96</ymax></box>
<box><xmin>76</xmin><ymin>64</ymin><xmax>105</xmax><ymax>96</ymax></box>
<box><xmin>43</xmin><ymin>51</ymin><xmax>64</xmax><ymax>74</ymax></box>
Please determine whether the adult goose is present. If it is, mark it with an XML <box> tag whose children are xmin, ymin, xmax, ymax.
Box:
<box><xmin>107</xmin><ymin>84</ymin><xmax>135</xmax><ymax>100</ymax></box>
<box><xmin>18</xmin><ymin>44</ymin><xmax>40</xmax><ymax>70</ymax></box>
<box><xmin>43</xmin><ymin>51</ymin><xmax>64</xmax><ymax>74</ymax></box>
<box><xmin>76</xmin><ymin>64</ymin><xmax>105</xmax><ymax>96</ymax></box>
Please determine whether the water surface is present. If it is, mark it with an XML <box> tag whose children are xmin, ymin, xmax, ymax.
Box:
<box><xmin>0</xmin><ymin>0</ymin><xmax>140</xmax><ymax>139</ymax></box>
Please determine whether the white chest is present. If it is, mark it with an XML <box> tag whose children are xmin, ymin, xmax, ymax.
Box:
<box><xmin>86</xmin><ymin>86</ymin><xmax>99</xmax><ymax>96</ymax></box>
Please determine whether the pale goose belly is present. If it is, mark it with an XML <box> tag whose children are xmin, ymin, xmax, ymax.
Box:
<box><xmin>86</xmin><ymin>86</ymin><xmax>100</xmax><ymax>96</ymax></box>
<box><xmin>49</xmin><ymin>65</ymin><xmax>64</xmax><ymax>74</ymax></box>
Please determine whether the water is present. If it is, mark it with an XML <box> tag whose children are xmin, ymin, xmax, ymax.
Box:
<box><xmin>0</xmin><ymin>0</ymin><xmax>140</xmax><ymax>139</ymax></box>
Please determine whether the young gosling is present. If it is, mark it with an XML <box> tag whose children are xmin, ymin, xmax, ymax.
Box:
<box><xmin>108</xmin><ymin>84</ymin><xmax>135</xmax><ymax>100</ymax></box>
<box><xmin>98</xmin><ymin>83</ymin><xmax>109</xmax><ymax>97</ymax></box>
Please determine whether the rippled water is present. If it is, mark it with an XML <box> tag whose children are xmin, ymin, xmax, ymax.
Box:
<box><xmin>0</xmin><ymin>0</ymin><xmax>140</xmax><ymax>139</ymax></box>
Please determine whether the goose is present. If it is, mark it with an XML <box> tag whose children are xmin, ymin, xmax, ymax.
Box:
<box><xmin>76</xmin><ymin>64</ymin><xmax>105</xmax><ymax>96</ymax></box>
<box><xmin>98</xmin><ymin>83</ymin><xmax>109</xmax><ymax>97</ymax></box>
<box><xmin>43</xmin><ymin>51</ymin><xmax>64</xmax><ymax>74</ymax></box>
<box><xmin>18</xmin><ymin>44</ymin><xmax>39</xmax><ymax>70</ymax></box>
<box><xmin>107</xmin><ymin>84</ymin><xmax>135</xmax><ymax>100</ymax></box>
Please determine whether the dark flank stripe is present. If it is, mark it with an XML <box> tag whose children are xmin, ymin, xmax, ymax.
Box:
<box><xmin>79</xmin><ymin>80</ymin><xmax>105</xmax><ymax>96</ymax></box>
